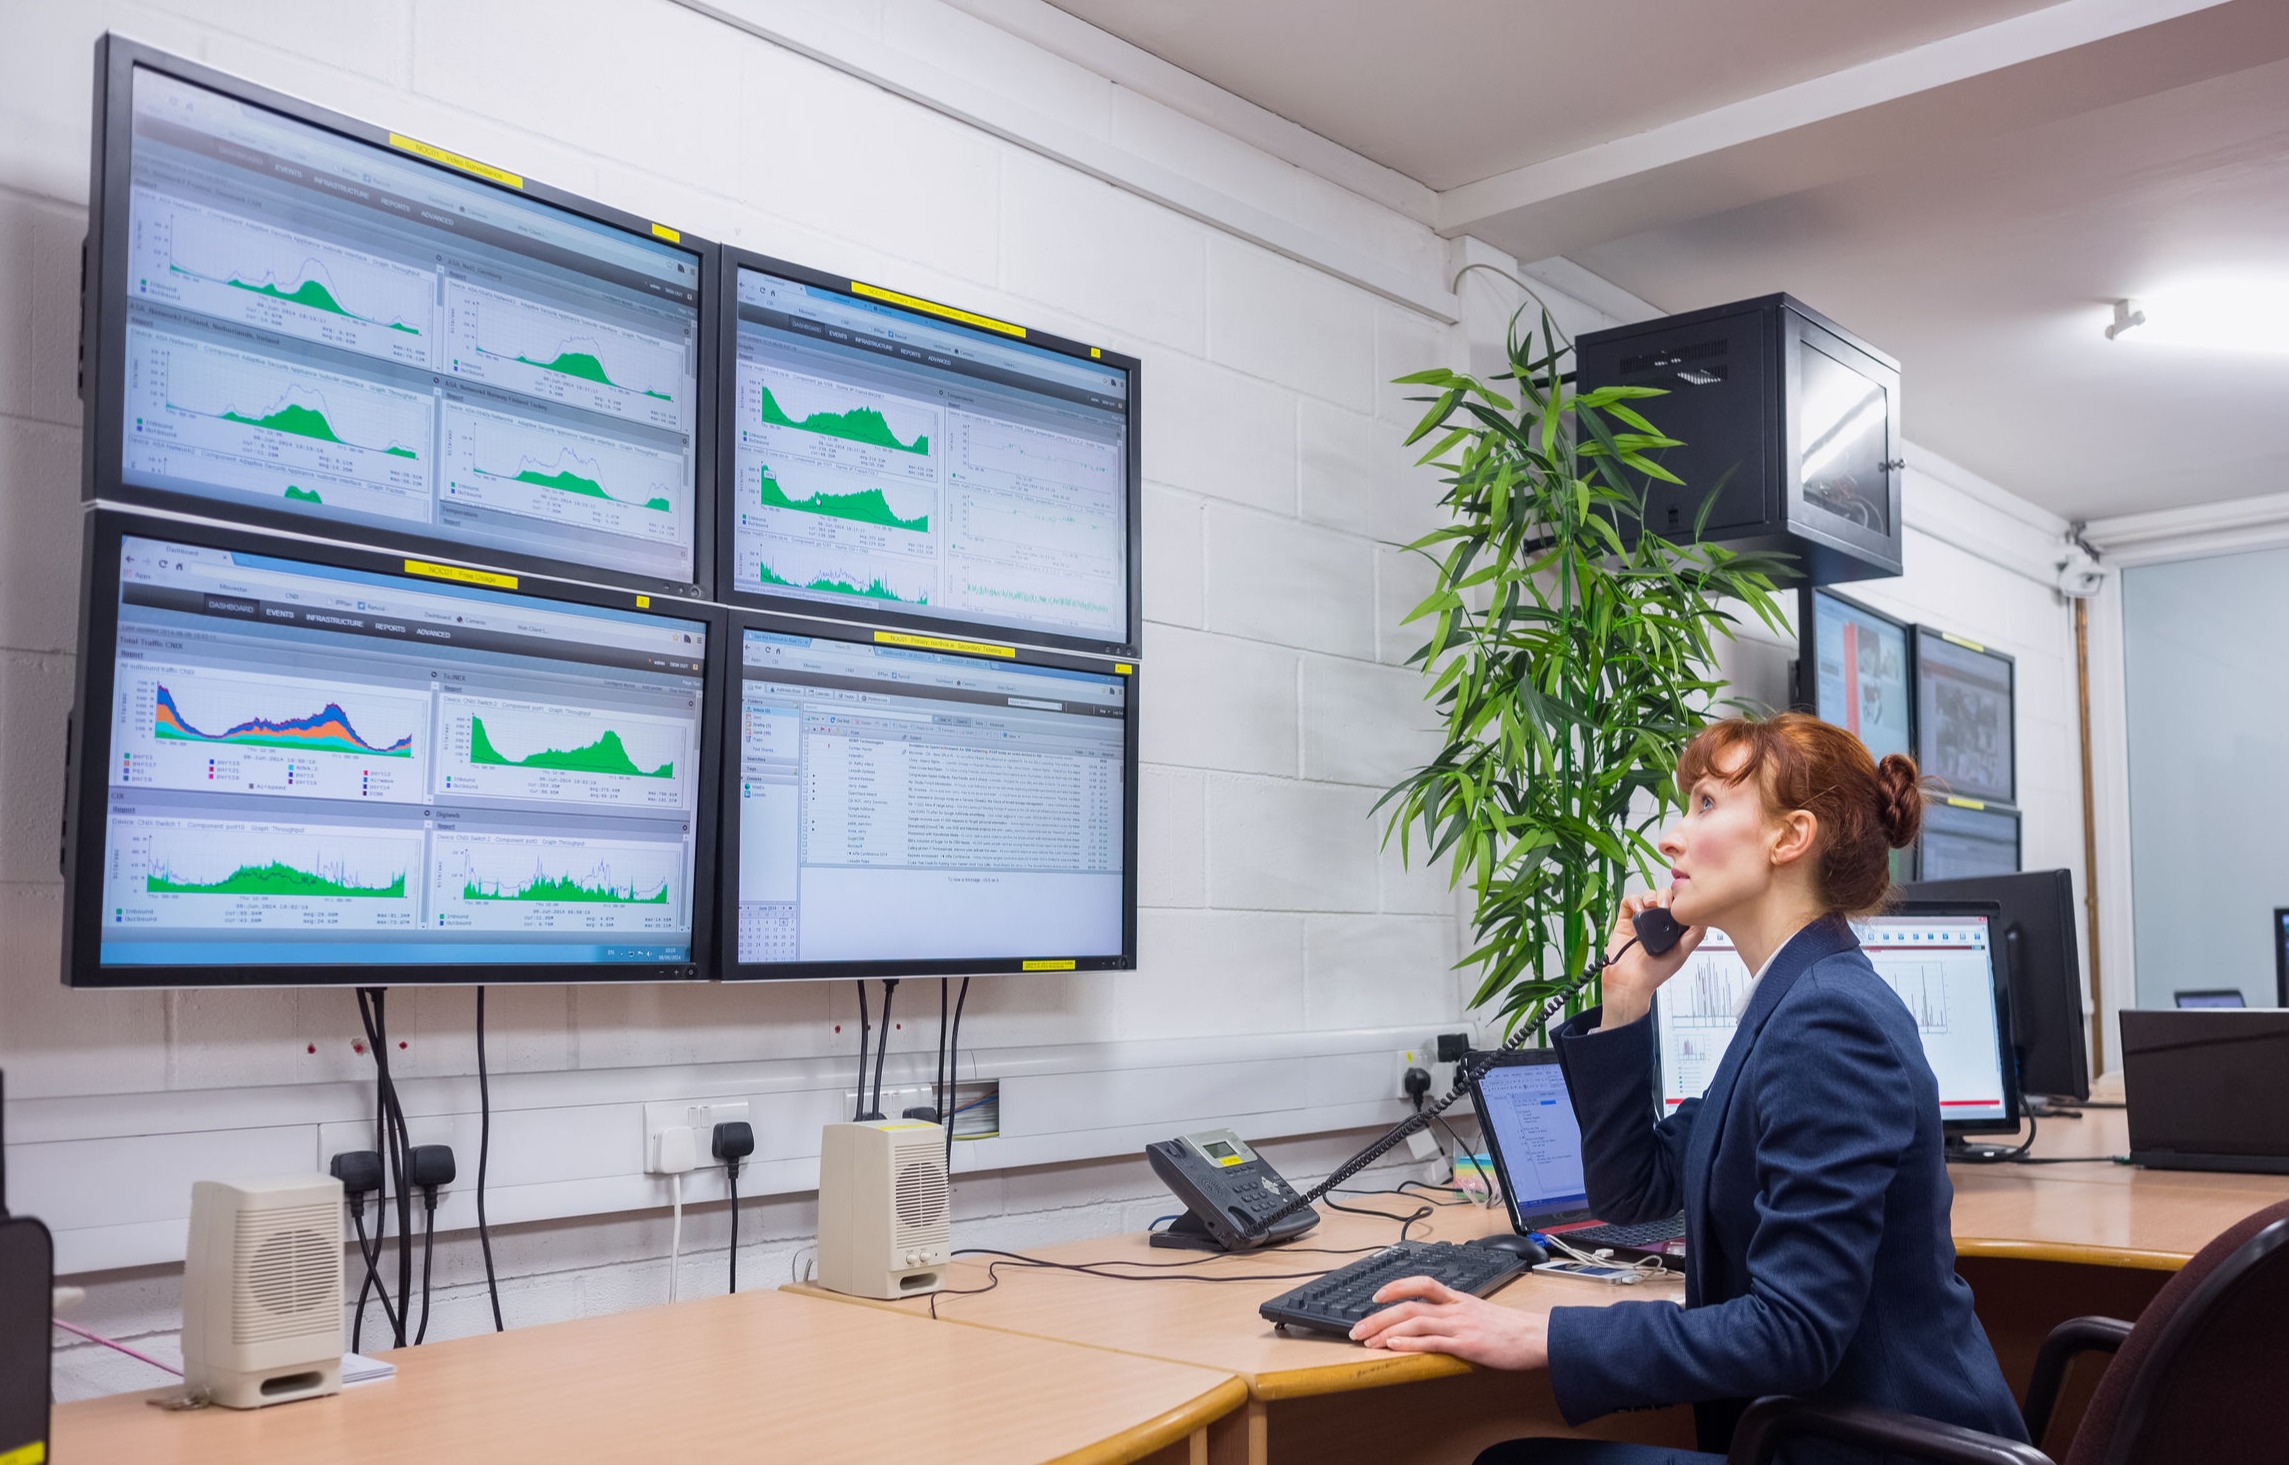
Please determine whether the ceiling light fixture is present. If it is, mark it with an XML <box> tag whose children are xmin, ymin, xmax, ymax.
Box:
<box><xmin>2107</xmin><ymin>278</ymin><xmax>2289</xmax><ymax>354</ymax></box>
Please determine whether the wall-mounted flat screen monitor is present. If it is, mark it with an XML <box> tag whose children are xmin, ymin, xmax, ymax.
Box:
<box><xmin>64</xmin><ymin>510</ymin><xmax>720</xmax><ymax>986</ymax></box>
<box><xmin>1651</xmin><ymin>906</ymin><xmax>2017</xmax><ymax>1136</ymax></box>
<box><xmin>1916</xmin><ymin>798</ymin><xmax>2021</xmax><ymax>881</ymax></box>
<box><xmin>1798</xmin><ymin>586</ymin><xmax>1911</xmax><ymax>761</ymax></box>
<box><xmin>84</xmin><ymin>38</ymin><xmax>714</xmax><ymax>595</ymax></box>
<box><xmin>1913</xmin><ymin>626</ymin><xmax>2015</xmax><ymax>805</ymax></box>
<box><xmin>724</xmin><ymin>613</ymin><xmax>1135</xmax><ymax>977</ymax></box>
<box><xmin>721</xmin><ymin>251</ymin><xmax>1139</xmax><ymax>657</ymax></box>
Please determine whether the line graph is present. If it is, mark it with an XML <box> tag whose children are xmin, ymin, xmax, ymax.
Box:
<box><xmin>1662</xmin><ymin>948</ymin><xmax>1755</xmax><ymax>1030</ymax></box>
<box><xmin>129</xmin><ymin>188</ymin><xmax>434</xmax><ymax>366</ymax></box>
<box><xmin>445</xmin><ymin>281</ymin><xmax>688</xmax><ymax>431</ymax></box>
<box><xmin>440</xmin><ymin>401</ymin><xmax>688</xmax><ymax>548</ymax></box>
<box><xmin>1877</xmin><ymin>961</ymin><xmax>1952</xmax><ymax>1035</ymax></box>
<box><xmin>123</xmin><ymin>325</ymin><xmax>434</xmax><ymax>519</ymax></box>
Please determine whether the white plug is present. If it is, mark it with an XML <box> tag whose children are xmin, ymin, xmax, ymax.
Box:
<box><xmin>650</xmin><ymin>1124</ymin><xmax>699</xmax><ymax>1175</ymax></box>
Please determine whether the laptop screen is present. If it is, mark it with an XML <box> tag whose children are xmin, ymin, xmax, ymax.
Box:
<box><xmin>1475</xmin><ymin>1058</ymin><xmax>1590</xmax><ymax>1221</ymax></box>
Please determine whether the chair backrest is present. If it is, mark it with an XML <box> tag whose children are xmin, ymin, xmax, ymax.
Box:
<box><xmin>2066</xmin><ymin>1197</ymin><xmax>2289</xmax><ymax>1465</ymax></box>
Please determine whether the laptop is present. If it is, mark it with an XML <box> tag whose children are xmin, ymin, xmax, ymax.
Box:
<box><xmin>1470</xmin><ymin>1049</ymin><xmax>1687</xmax><ymax>1258</ymax></box>
<box><xmin>2120</xmin><ymin>1009</ymin><xmax>2289</xmax><ymax>1175</ymax></box>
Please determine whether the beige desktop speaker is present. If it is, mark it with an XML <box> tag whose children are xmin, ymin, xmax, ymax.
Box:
<box><xmin>181</xmin><ymin>1174</ymin><xmax>344</xmax><ymax>1409</ymax></box>
<box><xmin>816</xmin><ymin>1120</ymin><xmax>950</xmax><ymax>1300</ymax></box>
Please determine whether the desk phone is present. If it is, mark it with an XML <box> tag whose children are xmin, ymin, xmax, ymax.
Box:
<box><xmin>1146</xmin><ymin>1129</ymin><xmax>1318</xmax><ymax>1250</ymax></box>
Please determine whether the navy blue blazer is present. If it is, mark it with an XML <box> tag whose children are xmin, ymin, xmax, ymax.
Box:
<box><xmin>1545</xmin><ymin>917</ymin><xmax>2026</xmax><ymax>1461</ymax></box>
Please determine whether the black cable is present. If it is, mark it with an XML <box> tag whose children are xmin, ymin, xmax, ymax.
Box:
<box><xmin>1321</xmin><ymin>1195</ymin><xmax>1435</xmax><ymax>1240</ymax></box>
<box><xmin>727</xmin><ymin>1165</ymin><xmax>739</xmax><ymax>1295</ymax></box>
<box><xmin>356</xmin><ymin>988</ymin><xmax>414</xmax><ymax>1348</ymax></box>
<box><xmin>1251</xmin><ymin>942</ymin><xmax>1625</xmax><ymax>1236</ymax></box>
<box><xmin>873</xmin><ymin>979</ymin><xmax>899</xmax><ymax>1120</ymax></box>
<box><xmin>351</xmin><ymin>993</ymin><xmax>393</xmax><ymax>1345</ymax></box>
<box><xmin>944</xmin><ymin>977</ymin><xmax>971</xmax><ymax>1175</ymax></box>
<box><xmin>853</xmin><ymin>980</ymin><xmax>871</xmax><ymax>1121</ymax></box>
<box><xmin>414</xmin><ymin>1198</ymin><xmax>437</xmax><ymax>1345</ymax></box>
<box><xmin>475</xmin><ymin>988</ymin><xmax>503</xmax><ymax>1333</ymax></box>
<box><xmin>934</xmin><ymin>977</ymin><xmax>950</xmax><ymax>1123</ymax></box>
<box><xmin>347</xmin><ymin>1199</ymin><xmax>398</xmax><ymax>1351</ymax></box>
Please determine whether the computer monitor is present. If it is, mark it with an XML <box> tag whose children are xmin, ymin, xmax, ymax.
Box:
<box><xmin>2175</xmin><ymin>989</ymin><xmax>2247</xmax><ymax>1009</ymax></box>
<box><xmin>723</xmin><ymin>613</ymin><xmax>1135</xmax><ymax>977</ymax></box>
<box><xmin>1796</xmin><ymin>586</ymin><xmax>1912</xmax><ymax>762</ymax></box>
<box><xmin>1912</xmin><ymin>627</ymin><xmax>2015</xmax><ymax>805</ymax></box>
<box><xmin>2277</xmin><ymin>908</ymin><xmax>2289</xmax><ymax>1007</ymax></box>
<box><xmin>1906</xmin><ymin>869</ymin><xmax>2089</xmax><ymax>1104</ymax></box>
<box><xmin>84</xmin><ymin>39</ymin><xmax>713</xmax><ymax>595</ymax></box>
<box><xmin>720</xmin><ymin>250</ymin><xmax>1139</xmax><ymax>657</ymax></box>
<box><xmin>1652</xmin><ymin>904</ymin><xmax>2017</xmax><ymax>1136</ymax></box>
<box><xmin>64</xmin><ymin>510</ymin><xmax>720</xmax><ymax>985</ymax></box>
<box><xmin>1915</xmin><ymin>798</ymin><xmax>2020</xmax><ymax>880</ymax></box>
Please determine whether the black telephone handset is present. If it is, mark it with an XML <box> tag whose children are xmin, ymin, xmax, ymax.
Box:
<box><xmin>1145</xmin><ymin>1129</ymin><xmax>1318</xmax><ymax>1251</ymax></box>
<box><xmin>1632</xmin><ymin>905</ymin><xmax>1687</xmax><ymax>957</ymax></box>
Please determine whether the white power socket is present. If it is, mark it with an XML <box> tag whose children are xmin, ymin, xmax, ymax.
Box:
<box><xmin>644</xmin><ymin>1100</ymin><xmax>751</xmax><ymax>1174</ymax></box>
<box><xmin>1393</xmin><ymin>1046</ymin><xmax>1439</xmax><ymax>1102</ymax></box>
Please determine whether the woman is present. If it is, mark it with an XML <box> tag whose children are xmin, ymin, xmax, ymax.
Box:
<box><xmin>1350</xmin><ymin>713</ymin><xmax>2027</xmax><ymax>1463</ymax></box>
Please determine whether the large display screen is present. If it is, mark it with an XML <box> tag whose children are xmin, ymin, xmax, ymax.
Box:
<box><xmin>1914</xmin><ymin>629</ymin><xmax>2015</xmax><ymax>805</ymax></box>
<box><xmin>69</xmin><ymin>519</ymin><xmax>715</xmax><ymax>983</ymax></box>
<box><xmin>1651</xmin><ymin>913</ymin><xmax>2013</xmax><ymax>1128</ymax></box>
<box><xmin>1804</xmin><ymin>587</ymin><xmax>1911</xmax><ymax>761</ymax></box>
<box><xmin>728</xmin><ymin>617</ymin><xmax>1133</xmax><ymax>975</ymax></box>
<box><xmin>727</xmin><ymin>257</ymin><xmax>1136</xmax><ymax>653</ymax></box>
<box><xmin>95</xmin><ymin>47</ymin><xmax>708</xmax><ymax>590</ymax></box>
<box><xmin>1917</xmin><ymin>800</ymin><xmax>2021</xmax><ymax>881</ymax></box>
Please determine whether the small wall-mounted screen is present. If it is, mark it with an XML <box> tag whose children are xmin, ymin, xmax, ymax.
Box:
<box><xmin>1807</xmin><ymin>588</ymin><xmax>1911</xmax><ymax>761</ymax></box>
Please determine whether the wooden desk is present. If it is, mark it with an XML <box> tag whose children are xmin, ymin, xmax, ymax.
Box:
<box><xmin>794</xmin><ymin>1200</ymin><xmax>1697</xmax><ymax>1465</ymax></box>
<box><xmin>51</xmin><ymin>1287</ymin><xmax>1245</xmax><ymax>1465</ymax></box>
<box><xmin>792</xmin><ymin>1110</ymin><xmax>2289</xmax><ymax>1465</ymax></box>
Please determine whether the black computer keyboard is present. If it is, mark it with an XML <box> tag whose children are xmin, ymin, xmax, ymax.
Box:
<box><xmin>1259</xmin><ymin>1241</ymin><xmax>1530</xmax><ymax>1336</ymax></box>
<box><xmin>1560</xmin><ymin>1213</ymin><xmax>1686</xmax><ymax>1251</ymax></box>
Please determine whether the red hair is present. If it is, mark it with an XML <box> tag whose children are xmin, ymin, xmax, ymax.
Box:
<box><xmin>1674</xmin><ymin>712</ymin><xmax>1923</xmax><ymax>917</ymax></box>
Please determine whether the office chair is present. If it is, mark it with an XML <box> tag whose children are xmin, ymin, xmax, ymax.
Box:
<box><xmin>1725</xmin><ymin>1197</ymin><xmax>2289</xmax><ymax>1465</ymax></box>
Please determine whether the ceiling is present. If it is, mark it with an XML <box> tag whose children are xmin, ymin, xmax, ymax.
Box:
<box><xmin>1042</xmin><ymin>0</ymin><xmax>2058</xmax><ymax>191</ymax></box>
<box><xmin>1028</xmin><ymin>0</ymin><xmax>2289</xmax><ymax>523</ymax></box>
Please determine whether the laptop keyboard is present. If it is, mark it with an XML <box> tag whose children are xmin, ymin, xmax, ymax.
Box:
<box><xmin>1559</xmin><ymin>1213</ymin><xmax>1686</xmax><ymax>1250</ymax></box>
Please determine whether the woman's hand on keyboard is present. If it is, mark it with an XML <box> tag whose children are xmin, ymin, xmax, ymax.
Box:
<box><xmin>1348</xmin><ymin>1277</ymin><xmax>1549</xmax><ymax>1369</ymax></box>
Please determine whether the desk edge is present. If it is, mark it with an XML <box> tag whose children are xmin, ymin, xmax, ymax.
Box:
<box><xmin>1955</xmin><ymin>1238</ymin><xmax>2189</xmax><ymax>1271</ymax></box>
<box><xmin>1046</xmin><ymin>1375</ymin><xmax>1250</xmax><ymax>1465</ymax></box>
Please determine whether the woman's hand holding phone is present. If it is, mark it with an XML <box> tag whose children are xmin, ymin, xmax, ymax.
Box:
<box><xmin>1599</xmin><ymin>890</ymin><xmax>1703</xmax><ymax>1031</ymax></box>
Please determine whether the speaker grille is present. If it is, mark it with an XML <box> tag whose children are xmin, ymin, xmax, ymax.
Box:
<box><xmin>890</xmin><ymin>1137</ymin><xmax>950</xmax><ymax>1251</ymax></box>
<box><xmin>232</xmin><ymin>1203</ymin><xmax>339</xmax><ymax>1345</ymax></box>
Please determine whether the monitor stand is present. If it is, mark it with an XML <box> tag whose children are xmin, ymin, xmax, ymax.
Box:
<box><xmin>2024</xmin><ymin>1094</ymin><xmax>2083</xmax><ymax>1119</ymax></box>
<box><xmin>1945</xmin><ymin>1137</ymin><xmax>2025</xmax><ymax>1164</ymax></box>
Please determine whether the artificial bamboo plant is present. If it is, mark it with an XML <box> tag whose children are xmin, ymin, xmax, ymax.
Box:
<box><xmin>1380</xmin><ymin>307</ymin><xmax>1786</xmax><ymax>1027</ymax></box>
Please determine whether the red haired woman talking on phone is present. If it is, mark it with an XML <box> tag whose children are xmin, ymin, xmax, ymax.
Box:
<box><xmin>1352</xmin><ymin>714</ymin><xmax>2026</xmax><ymax>1464</ymax></box>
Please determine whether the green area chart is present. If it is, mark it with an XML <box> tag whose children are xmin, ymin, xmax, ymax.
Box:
<box><xmin>179</xmin><ymin>398</ymin><xmax>419</xmax><ymax>459</ymax></box>
<box><xmin>757</xmin><ymin>464</ymin><xmax>927</xmax><ymax>532</ymax></box>
<box><xmin>467</xmin><ymin>715</ymin><xmax>675</xmax><ymax>779</ymax></box>
<box><xmin>510</xmin><ymin>348</ymin><xmax>673</xmax><ymax>403</ymax></box>
<box><xmin>168</xmin><ymin>260</ymin><xmax>422</xmax><ymax>334</ymax></box>
<box><xmin>462</xmin><ymin>870</ymin><xmax>670</xmax><ymax>904</ymax></box>
<box><xmin>755</xmin><ymin>560</ymin><xmax>923</xmax><ymax>604</ymax></box>
<box><xmin>481</xmin><ymin>464</ymin><xmax>671</xmax><ymax>513</ymax></box>
<box><xmin>755</xmin><ymin>382</ymin><xmax>930</xmax><ymax>455</ymax></box>
<box><xmin>147</xmin><ymin>860</ymin><xmax>407</xmax><ymax>899</ymax></box>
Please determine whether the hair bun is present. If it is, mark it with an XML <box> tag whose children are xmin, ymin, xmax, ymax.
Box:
<box><xmin>1875</xmin><ymin>753</ymin><xmax>1924</xmax><ymax>849</ymax></box>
